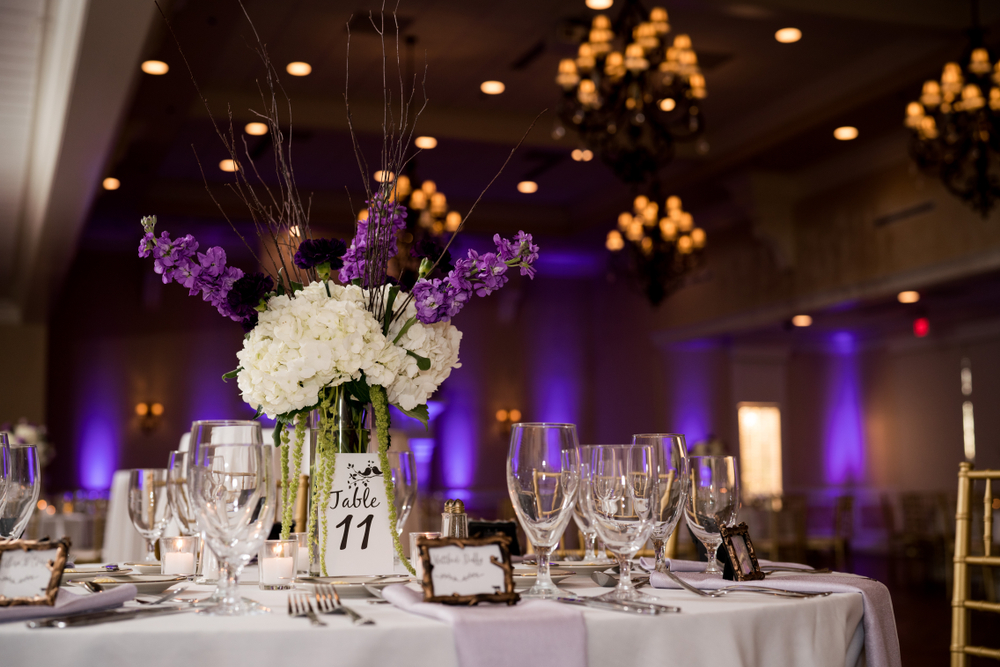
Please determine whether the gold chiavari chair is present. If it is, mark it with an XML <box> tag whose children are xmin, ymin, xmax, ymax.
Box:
<box><xmin>951</xmin><ymin>462</ymin><xmax>1000</xmax><ymax>666</ymax></box>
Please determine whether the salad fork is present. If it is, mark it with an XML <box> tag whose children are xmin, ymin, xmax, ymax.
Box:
<box><xmin>663</xmin><ymin>570</ymin><xmax>831</xmax><ymax>599</ymax></box>
<box><xmin>315</xmin><ymin>583</ymin><xmax>375</xmax><ymax>625</ymax></box>
<box><xmin>288</xmin><ymin>593</ymin><xmax>326</xmax><ymax>627</ymax></box>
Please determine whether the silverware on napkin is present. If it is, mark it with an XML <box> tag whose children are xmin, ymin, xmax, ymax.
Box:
<box><xmin>554</xmin><ymin>597</ymin><xmax>679</xmax><ymax>615</ymax></box>
<box><xmin>27</xmin><ymin>605</ymin><xmax>195</xmax><ymax>629</ymax></box>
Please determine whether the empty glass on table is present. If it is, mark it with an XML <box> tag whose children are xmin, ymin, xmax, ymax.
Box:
<box><xmin>0</xmin><ymin>433</ymin><xmax>8</xmax><ymax>519</ymax></box>
<box><xmin>190</xmin><ymin>437</ymin><xmax>275</xmax><ymax>616</ymax></box>
<box><xmin>572</xmin><ymin>446</ymin><xmax>611</xmax><ymax>565</ymax></box>
<box><xmin>388</xmin><ymin>451</ymin><xmax>416</xmax><ymax>535</ymax></box>
<box><xmin>127</xmin><ymin>469</ymin><xmax>172</xmax><ymax>561</ymax></box>
<box><xmin>0</xmin><ymin>442</ymin><xmax>39</xmax><ymax>540</ymax></box>
<box><xmin>580</xmin><ymin>444</ymin><xmax>658</xmax><ymax>603</ymax></box>
<box><xmin>167</xmin><ymin>450</ymin><xmax>198</xmax><ymax>537</ymax></box>
<box><xmin>506</xmin><ymin>422</ymin><xmax>581</xmax><ymax>599</ymax></box>
<box><xmin>632</xmin><ymin>433</ymin><xmax>689</xmax><ymax>573</ymax></box>
<box><xmin>684</xmin><ymin>455</ymin><xmax>739</xmax><ymax>574</ymax></box>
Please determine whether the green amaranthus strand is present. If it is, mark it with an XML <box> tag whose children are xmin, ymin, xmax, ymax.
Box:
<box><xmin>290</xmin><ymin>414</ymin><xmax>306</xmax><ymax>531</ymax></box>
<box><xmin>318</xmin><ymin>389</ymin><xmax>337</xmax><ymax>576</ymax></box>
<box><xmin>370</xmin><ymin>385</ymin><xmax>416</xmax><ymax>575</ymax></box>
<box><xmin>279</xmin><ymin>424</ymin><xmax>292</xmax><ymax>539</ymax></box>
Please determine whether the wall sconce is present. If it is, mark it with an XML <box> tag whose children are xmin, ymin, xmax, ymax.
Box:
<box><xmin>135</xmin><ymin>401</ymin><xmax>164</xmax><ymax>434</ymax></box>
<box><xmin>495</xmin><ymin>408</ymin><xmax>522</xmax><ymax>437</ymax></box>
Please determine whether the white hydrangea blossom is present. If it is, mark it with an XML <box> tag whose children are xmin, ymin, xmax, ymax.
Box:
<box><xmin>236</xmin><ymin>281</ymin><xmax>461</xmax><ymax>418</ymax></box>
<box><xmin>236</xmin><ymin>282</ymin><xmax>406</xmax><ymax>418</ymax></box>
<box><xmin>385</xmin><ymin>298</ymin><xmax>462</xmax><ymax>411</ymax></box>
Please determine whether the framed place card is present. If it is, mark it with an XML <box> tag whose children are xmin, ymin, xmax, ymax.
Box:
<box><xmin>417</xmin><ymin>534</ymin><xmax>518</xmax><ymax>606</ymax></box>
<box><xmin>719</xmin><ymin>522</ymin><xmax>765</xmax><ymax>582</ymax></box>
<box><xmin>0</xmin><ymin>538</ymin><xmax>71</xmax><ymax>606</ymax></box>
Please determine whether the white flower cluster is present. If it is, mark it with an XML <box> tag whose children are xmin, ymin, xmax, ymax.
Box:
<box><xmin>236</xmin><ymin>281</ymin><xmax>461</xmax><ymax>418</ymax></box>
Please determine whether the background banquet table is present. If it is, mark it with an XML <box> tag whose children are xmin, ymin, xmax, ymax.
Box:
<box><xmin>0</xmin><ymin>568</ymin><xmax>866</xmax><ymax>667</ymax></box>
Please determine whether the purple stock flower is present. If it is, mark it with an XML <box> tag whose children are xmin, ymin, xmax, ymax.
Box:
<box><xmin>294</xmin><ymin>238</ymin><xmax>347</xmax><ymax>271</ymax></box>
<box><xmin>339</xmin><ymin>198</ymin><xmax>407</xmax><ymax>284</ymax></box>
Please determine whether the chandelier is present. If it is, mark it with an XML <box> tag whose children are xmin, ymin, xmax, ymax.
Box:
<box><xmin>605</xmin><ymin>194</ymin><xmax>706</xmax><ymax>304</ymax></box>
<box><xmin>554</xmin><ymin>0</ymin><xmax>706</xmax><ymax>185</ymax></box>
<box><xmin>904</xmin><ymin>7</ymin><xmax>1000</xmax><ymax>217</ymax></box>
<box><xmin>361</xmin><ymin>174</ymin><xmax>461</xmax><ymax>238</ymax></box>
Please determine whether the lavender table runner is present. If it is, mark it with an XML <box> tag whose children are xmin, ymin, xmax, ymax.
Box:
<box><xmin>0</xmin><ymin>584</ymin><xmax>136</xmax><ymax>623</ymax></box>
<box><xmin>648</xmin><ymin>569</ymin><xmax>900</xmax><ymax>667</ymax></box>
<box><xmin>382</xmin><ymin>585</ymin><xmax>586</xmax><ymax>667</ymax></box>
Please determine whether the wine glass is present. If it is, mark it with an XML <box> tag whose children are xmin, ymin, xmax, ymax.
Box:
<box><xmin>0</xmin><ymin>444</ymin><xmax>40</xmax><ymax>540</ymax></box>
<box><xmin>581</xmin><ymin>444</ymin><xmax>658</xmax><ymax>603</ymax></box>
<box><xmin>190</xmin><ymin>442</ymin><xmax>275</xmax><ymax>615</ymax></box>
<box><xmin>127</xmin><ymin>469</ymin><xmax>172</xmax><ymax>561</ymax></box>
<box><xmin>684</xmin><ymin>455</ymin><xmax>739</xmax><ymax>574</ymax></box>
<box><xmin>0</xmin><ymin>433</ymin><xmax>9</xmax><ymax>519</ymax></box>
<box><xmin>632</xmin><ymin>434</ymin><xmax>689</xmax><ymax>573</ymax></box>
<box><xmin>167</xmin><ymin>451</ymin><xmax>198</xmax><ymax>537</ymax></box>
<box><xmin>506</xmin><ymin>423</ymin><xmax>580</xmax><ymax>599</ymax></box>
<box><xmin>571</xmin><ymin>446</ymin><xmax>609</xmax><ymax>564</ymax></box>
<box><xmin>387</xmin><ymin>451</ymin><xmax>416</xmax><ymax>535</ymax></box>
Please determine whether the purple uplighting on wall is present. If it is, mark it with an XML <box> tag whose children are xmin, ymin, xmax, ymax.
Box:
<box><xmin>530</xmin><ymin>288</ymin><xmax>583</xmax><ymax>426</ymax></box>
<box><xmin>437</xmin><ymin>379</ymin><xmax>478</xmax><ymax>491</ymax></box>
<box><xmin>824</xmin><ymin>332</ymin><xmax>866</xmax><ymax>484</ymax></box>
<box><xmin>669</xmin><ymin>342</ymin><xmax>713</xmax><ymax>446</ymax></box>
<box><xmin>76</xmin><ymin>351</ymin><xmax>121</xmax><ymax>490</ymax></box>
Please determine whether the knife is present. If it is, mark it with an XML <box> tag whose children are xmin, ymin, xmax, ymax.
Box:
<box><xmin>27</xmin><ymin>605</ymin><xmax>195</xmax><ymax>629</ymax></box>
<box><xmin>554</xmin><ymin>597</ymin><xmax>679</xmax><ymax>615</ymax></box>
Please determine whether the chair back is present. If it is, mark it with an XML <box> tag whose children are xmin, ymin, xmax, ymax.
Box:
<box><xmin>951</xmin><ymin>462</ymin><xmax>1000</xmax><ymax>666</ymax></box>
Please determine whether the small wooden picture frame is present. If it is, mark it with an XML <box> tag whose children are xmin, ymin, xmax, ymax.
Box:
<box><xmin>0</xmin><ymin>538</ymin><xmax>71</xmax><ymax>606</ymax></box>
<box><xmin>719</xmin><ymin>523</ymin><xmax>765</xmax><ymax>582</ymax></box>
<box><xmin>417</xmin><ymin>534</ymin><xmax>519</xmax><ymax>606</ymax></box>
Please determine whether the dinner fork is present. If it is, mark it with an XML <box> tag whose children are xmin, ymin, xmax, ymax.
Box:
<box><xmin>288</xmin><ymin>593</ymin><xmax>327</xmax><ymax>627</ymax></box>
<box><xmin>314</xmin><ymin>583</ymin><xmax>375</xmax><ymax>625</ymax></box>
<box><xmin>663</xmin><ymin>570</ymin><xmax>831</xmax><ymax>599</ymax></box>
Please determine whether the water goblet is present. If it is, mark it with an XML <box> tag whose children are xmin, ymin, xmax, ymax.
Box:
<box><xmin>581</xmin><ymin>444</ymin><xmax>657</xmax><ymax>603</ymax></box>
<box><xmin>388</xmin><ymin>451</ymin><xmax>416</xmax><ymax>536</ymax></box>
<box><xmin>127</xmin><ymin>469</ymin><xmax>172</xmax><ymax>561</ymax></box>
<box><xmin>632</xmin><ymin>433</ymin><xmax>689</xmax><ymax>573</ymax></box>
<box><xmin>506</xmin><ymin>422</ymin><xmax>580</xmax><ymax>599</ymax></box>
<box><xmin>571</xmin><ymin>446</ymin><xmax>610</xmax><ymax>564</ymax></box>
<box><xmin>684</xmin><ymin>455</ymin><xmax>739</xmax><ymax>574</ymax></box>
<box><xmin>190</xmin><ymin>442</ymin><xmax>275</xmax><ymax>616</ymax></box>
<box><xmin>0</xmin><ymin>433</ymin><xmax>9</xmax><ymax>519</ymax></box>
<box><xmin>167</xmin><ymin>450</ymin><xmax>198</xmax><ymax>537</ymax></box>
<box><xmin>0</xmin><ymin>444</ymin><xmax>39</xmax><ymax>540</ymax></box>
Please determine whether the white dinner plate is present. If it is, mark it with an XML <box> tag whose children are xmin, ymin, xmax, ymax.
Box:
<box><xmin>75</xmin><ymin>574</ymin><xmax>187</xmax><ymax>595</ymax></box>
<box><xmin>294</xmin><ymin>575</ymin><xmax>413</xmax><ymax>598</ymax></box>
<box><xmin>512</xmin><ymin>567</ymin><xmax>575</xmax><ymax>588</ymax></box>
<box><xmin>549</xmin><ymin>560</ymin><xmax>617</xmax><ymax>576</ymax></box>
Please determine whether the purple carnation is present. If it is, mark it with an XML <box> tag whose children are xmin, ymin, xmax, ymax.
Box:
<box><xmin>227</xmin><ymin>272</ymin><xmax>274</xmax><ymax>328</ymax></box>
<box><xmin>293</xmin><ymin>238</ymin><xmax>347</xmax><ymax>271</ymax></box>
<box><xmin>411</xmin><ymin>238</ymin><xmax>454</xmax><ymax>275</ymax></box>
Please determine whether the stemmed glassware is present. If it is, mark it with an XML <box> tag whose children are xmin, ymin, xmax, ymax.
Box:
<box><xmin>506</xmin><ymin>423</ymin><xmax>580</xmax><ymax>599</ymax></box>
<box><xmin>580</xmin><ymin>444</ymin><xmax>658</xmax><ymax>603</ymax></box>
<box><xmin>127</xmin><ymin>469</ymin><xmax>172</xmax><ymax>561</ymax></box>
<box><xmin>167</xmin><ymin>451</ymin><xmax>198</xmax><ymax>537</ymax></box>
<box><xmin>632</xmin><ymin>434</ymin><xmax>689</xmax><ymax>573</ymax></box>
<box><xmin>0</xmin><ymin>442</ymin><xmax>39</xmax><ymax>540</ymax></box>
<box><xmin>571</xmin><ymin>446</ymin><xmax>610</xmax><ymax>564</ymax></box>
<box><xmin>0</xmin><ymin>433</ymin><xmax>9</xmax><ymax>521</ymax></box>
<box><xmin>684</xmin><ymin>455</ymin><xmax>739</xmax><ymax>574</ymax></box>
<box><xmin>388</xmin><ymin>451</ymin><xmax>416</xmax><ymax>535</ymax></box>
<box><xmin>189</xmin><ymin>420</ymin><xmax>274</xmax><ymax>616</ymax></box>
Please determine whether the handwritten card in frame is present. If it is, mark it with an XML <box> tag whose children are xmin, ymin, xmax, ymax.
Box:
<box><xmin>417</xmin><ymin>535</ymin><xmax>519</xmax><ymax>606</ymax></box>
<box><xmin>0</xmin><ymin>538</ymin><xmax>71</xmax><ymax>606</ymax></box>
<box><xmin>719</xmin><ymin>522</ymin><xmax>765</xmax><ymax>582</ymax></box>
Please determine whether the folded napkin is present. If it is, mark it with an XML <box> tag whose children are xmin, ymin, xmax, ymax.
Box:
<box><xmin>0</xmin><ymin>584</ymin><xmax>137</xmax><ymax>624</ymax></box>
<box><xmin>648</xmin><ymin>570</ymin><xmax>900</xmax><ymax>667</ymax></box>
<box><xmin>382</xmin><ymin>585</ymin><xmax>586</xmax><ymax>667</ymax></box>
<box><xmin>638</xmin><ymin>557</ymin><xmax>706</xmax><ymax>573</ymax></box>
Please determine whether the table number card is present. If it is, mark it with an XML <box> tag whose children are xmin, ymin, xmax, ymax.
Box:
<box><xmin>320</xmin><ymin>453</ymin><xmax>393</xmax><ymax>575</ymax></box>
<box><xmin>0</xmin><ymin>539</ymin><xmax>70</xmax><ymax>606</ymax></box>
<box><xmin>417</xmin><ymin>535</ymin><xmax>518</xmax><ymax>605</ymax></box>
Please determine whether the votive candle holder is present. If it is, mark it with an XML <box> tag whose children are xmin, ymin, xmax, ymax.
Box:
<box><xmin>159</xmin><ymin>536</ymin><xmax>198</xmax><ymax>575</ymax></box>
<box><xmin>259</xmin><ymin>539</ymin><xmax>298</xmax><ymax>590</ymax></box>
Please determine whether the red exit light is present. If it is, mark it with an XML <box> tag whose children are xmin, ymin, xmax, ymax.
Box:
<box><xmin>913</xmin><ymin>317</ymin><xmax>930</xmax><ymax>337</ymax></box>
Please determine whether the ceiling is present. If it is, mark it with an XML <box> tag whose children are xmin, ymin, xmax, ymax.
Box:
<box><xmin>9</xmin><ymin>0</ymin><xmax>1000</xmax><ymax>329</ymax></box>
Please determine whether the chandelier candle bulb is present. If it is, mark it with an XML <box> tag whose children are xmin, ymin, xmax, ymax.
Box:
<box><xmin>219</xmin><ymin>159</ymin><xmax>238</xmax><ymax>172</ymax></box>
<box><xmin>414</xmin><ymin>136</ymin><xmax>437</xmax><ymax>149</ymax></box>
<box><xmin>834</xmin><ymin>126</ymin><xmax>858</xmax><ymax>140</ymax></box>
<box><xmin>775</xmin><ymin>28</ymin><xmax>802</xmax><ymax>43</ymax></box>
<box><xmin>141</xmin><ymin>60</ymin><xmax>169</xmax><ymax>75</ymax></box>
<box><xmin>285</xmin><ymin>61</ymin><xmax>312</xmax><ymax>76</ymax></box>
<box><xmin>480</xmin><ymin>80</ymin><xmax>505</xmax><ymax>94</ymax></box>
<box><xmin>517</xmin><ymin>181</ymin><xmax>538</xmax><ymax>193</ymax></box>
<box><xmin>245</xmin><ymin>122</ymin><xmax>268</xmax><ymax>135</ymax></box>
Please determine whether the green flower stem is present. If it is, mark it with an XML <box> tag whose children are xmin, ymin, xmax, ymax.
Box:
<box><xmin>371</xmin><ymin>385</ymin><xmax>415</xmax><ymax>575</ymax></box>
<box><xmin>279</xmin><ymin>425</ymin><xmax>292</xmax><ymax>539</ymax></box>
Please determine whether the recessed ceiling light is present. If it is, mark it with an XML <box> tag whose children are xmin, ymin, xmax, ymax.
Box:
<box><xmin>245</xmin><ymin>122</ymin><xmax>268</xmax><ymax>136</ymax></box>
<box><xmin>586</xmin><ymin>0</ymin><xmax>613</xmax><ymax>8</ymax></box>
<box><xmin>480</xmin><ymin>80</ymin><xmax>505</xmax><ymax>95</ymax></box>
<box><xmin>141</xmin><ymin>60</ymin><xmax>169</xmax><ymax>75</ymax></box>
<box><xmin>286</xmin><ymin>61</ymin><xmax>312</xmax><ymax>76</ymax></box>
<box><xmin>102</xmin><ymin>177</ymin><xmax>120</xmax><ymax>191</ymax></box>
<box><xmin>414</xmin><ymin>136</ymin><xmax>438</xmax><ymax>149</ymax></box>
<box><xmin>791</xmin><ymin>314</ymin><xmax>812</xmax><ymax>327</ymax></box>
<box><xmin>517</xmin><ymin>181</ymin><xmax>538</xmax><ymax>193</ymax></box>
<box><xmin>834</xmin><ymin>126</ymin><xmax>858</xmax><ymax>141</ymax></box>
<box><xmin>219</xmin><ymin>159</ymin><xmax>238</xmax><ymax>172</ymax></box>
<box><xmin>374</xmin><ymin>170</ymin><xmax>395</xmax><ymax>183</ymax></box>
<box><xmin>898</xmin><ymin>290</ymin><xmax>920</xmax><ymax>304</ymax></box>
<box><xmin>659</xmin><ymin>98</ymin><xmax>676</xmax><ymax>111</ymax></box>
<box><xmin>774</xmin><ymin>28</ymin><xmax>802</xmax><ymax>44</ymax></box>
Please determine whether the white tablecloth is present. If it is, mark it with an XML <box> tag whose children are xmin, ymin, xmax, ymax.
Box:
<box><xmin>0</xmin><ymin>568</ymin><xmax>866</xmax><ymax>667</ymax></box>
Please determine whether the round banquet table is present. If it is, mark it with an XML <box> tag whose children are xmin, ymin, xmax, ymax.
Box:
<box><xmin>0</xmin><ymin>567</ymin><xmax>866</xmax><ymax>667</ymax></box>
